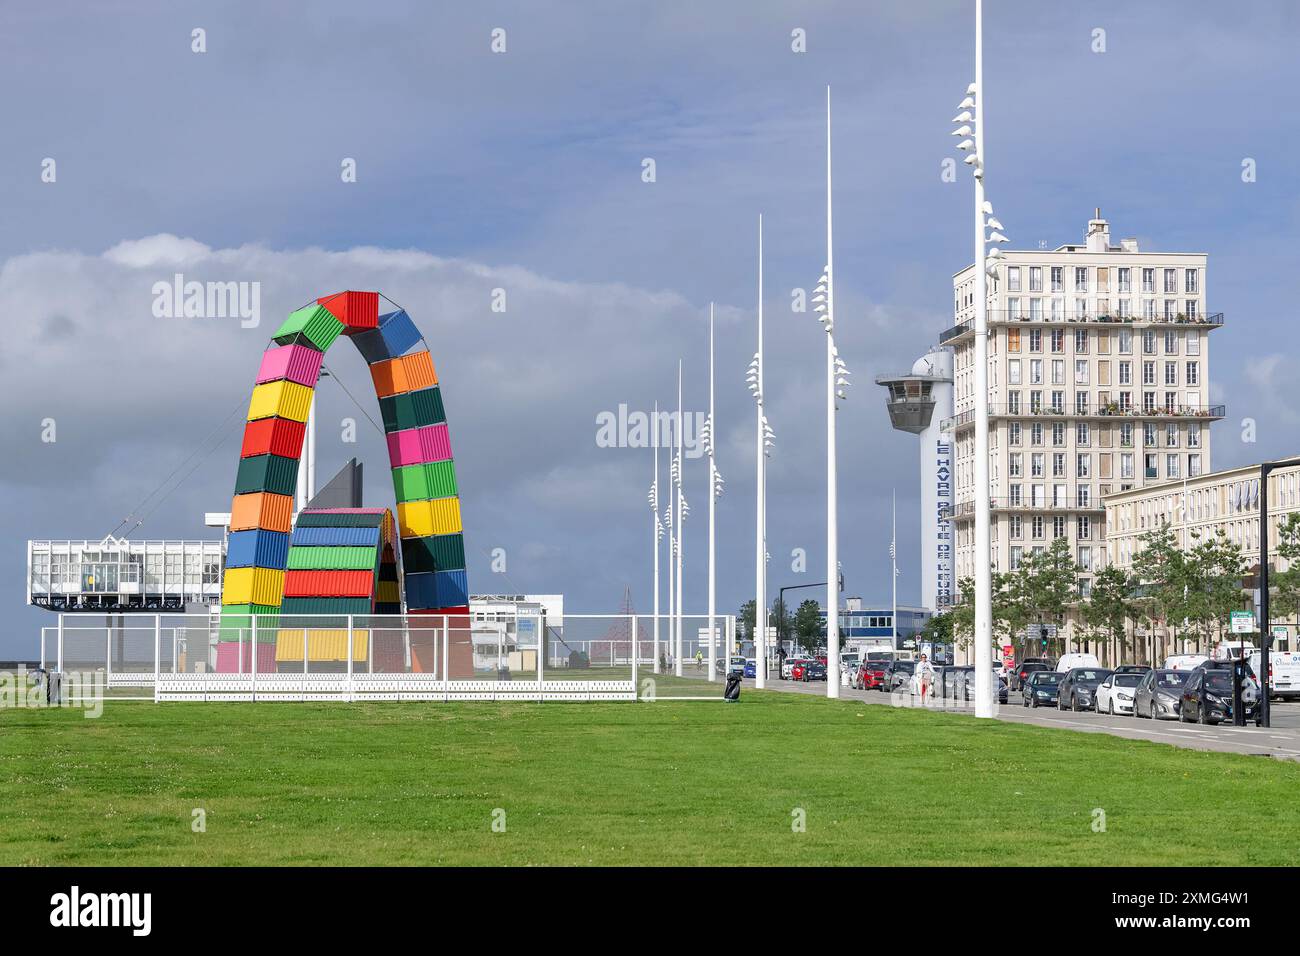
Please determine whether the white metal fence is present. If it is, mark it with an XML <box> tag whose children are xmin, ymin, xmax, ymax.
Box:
<box><xmin>38</xmin><ymin>612</ymin><xmax>736</xmax><ymax>702</ymax></box>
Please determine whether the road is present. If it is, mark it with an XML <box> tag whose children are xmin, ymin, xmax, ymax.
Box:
<box><xmin>676</xmin><ymin>669</ymin><xmax>1300</xmax><ymax>761</ymax></box>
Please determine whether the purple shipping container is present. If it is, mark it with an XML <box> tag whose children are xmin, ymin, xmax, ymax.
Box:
<box><xmin>256</xmin><ymin>344</ymin><xmax>324</xmax><ymax>388</ymax></box>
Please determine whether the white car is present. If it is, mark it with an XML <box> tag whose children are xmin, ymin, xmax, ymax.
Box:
<box><xmin>1163</xmin><ymin>654</ymin><xmax>1209</xmax><ymax>672</ymax></box>
<box><xmin>1095</xmin><ymin>672</ymin><xmax>1144</xmax><ymax>715</ymax></box>
<box><xmin>781</xmin><ymin>657</ymin><xmax>807</xmax><ymax>680</ymax></box>
<box><xmin>1056</xmin><ymin>652</ymin><xmax>1101</xmax><ymax>672</ymax></box>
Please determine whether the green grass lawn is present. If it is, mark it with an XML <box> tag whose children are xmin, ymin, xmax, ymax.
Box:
<box><xmin>2</xmin><ymin>687</ymin><xmax>1297</xmax><ymax>866</ymax></box>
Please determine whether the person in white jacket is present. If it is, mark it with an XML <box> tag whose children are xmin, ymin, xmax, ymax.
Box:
<box><xmin>915</xmin><ymin>654</ymin><xmax>936</xmax><ymax>706</ymax></box>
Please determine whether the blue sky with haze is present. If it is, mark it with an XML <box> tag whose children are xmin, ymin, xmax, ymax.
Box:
<box><xmin>2</xmin><ymin>1</ymin><xmax>1298</xmax><ymax>657</ymax></box>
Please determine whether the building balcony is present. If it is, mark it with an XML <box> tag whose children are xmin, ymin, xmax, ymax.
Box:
<box><xmin>949</xmin><ymin>496</ymin><xmax>1107</xmax><ymax>519</ymax></box>
<box><xmin>938</xmin><ymin>310</ymin><xmax>1224</xmax><ymax>345</ymax></box>
<box><xmin>941</xmin><ymin>403</ymin><xmax>1225</xmax><ymax>432</ymax></box>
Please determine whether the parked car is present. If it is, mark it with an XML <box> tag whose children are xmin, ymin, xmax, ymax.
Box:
<box><xmin>1180</xmin><ymin>664</ymin><xmax>1259</xmax><ymax>725</ymax></box>
<box><xmin>801</xmin><ymin>661</ymin><xmax>828</xmax><ymax>682</ymax></box>
<box><xmin>1056</xmin><ymin>653</ymin><xmax>1102</xmax><ymax>673</ymax></box>
<box><xmin>1133</xmin><ymin>669</ymin><xmax>1187</xmax><ymax>720</ymax></box>
<box><xmin>1012</xmin><ymin>661</ymin><xmax>1052</xmax><ymax>691</ymax></box>
<box><xmin>940</xmin><ymin>666</ymin><xmax>968</xmax><ymax>700</ymax></box>
<box><xmin>886</xmin><ymin>660</ymin><xmax>916</xmax><ymax>693</ymax></box>
<box><xmin>743</xmin><ymin>659</ymin><xmax>757</xmax><ymax>679</ymax></box>
<box><xmin>959</xmin><ymin>668</ymin><xmax>1008</xmax><ymax>703</ymax></box>
<box><xmin>862</xmin><ymin>660</ymin><xmax>890</xmax><ymax>691</ymax></box>
<box><xmin>1022</xmin><ymin>670</ymin><xmax>1063</xmax><ymax>708</ymax></box>
<box><xmin>1114</xmin><ymin>664</ymin><xmax>1152</xmax><ymax>676</ymax></box>
<box><xmin>782</xmin><ymin>657</ymin><xmax>808</xmax><ymax>680</ymax></box>
<box><xmin>1057</xmin><ymin>667</ymin><xmax>1114</xmax><ymax>711</ymax></box>
<box><xmin>849</xmin><ymin>661</ymin><xmax>872</xmax><ymax>689</ymax></box>
<box><xmin>1095</xmin><ymin>672</ymin><xmax>1145</xmax><ymax>715</ymax></box>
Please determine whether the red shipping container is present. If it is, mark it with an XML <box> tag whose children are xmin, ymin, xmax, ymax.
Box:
<box><xmin>240</xmin><ymin>417</ymin><xmax>307</xmax><ymax>459</ymax></box>
<box><xmin>283</xmin><ymin>569</ymin><xmax>375</xmax><ymax>598</ymax></box>
<box><xmin>318</xmin><ymin>291</ymin><xmax>379</xmax><ymax>333</ymax></box>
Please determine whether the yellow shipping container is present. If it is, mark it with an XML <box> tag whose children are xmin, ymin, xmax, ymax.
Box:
<box><xmin>274</xmin><ymin>629</ymin><xmax>369</xmax><ymax>663</ymax></box>
<box><xmin>221</xmin><ymin>567</ymin><xmax>286</xmax><ymax>606</ymax></box>
<box><xmin>247</xmin><ymin>379</ymin><xmax>313</xmax><ymax>423</ymax></box>
<box><xmin>398</xmin><ymin>497</ymin><xmax>462</xmax><ymax>537</ymax></box>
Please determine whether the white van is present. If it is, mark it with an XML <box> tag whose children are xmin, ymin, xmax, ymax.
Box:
<box><xmin>1163</xmin><ymin>654</ymin><xmax>1209</xmax><ymax>671</ymax></box>
<box><xmin>1056</xmin><ymin>652</ymin><xmax>1101</xmax><ymax>672</ymax></box>
<box><xmin>1247</xmin><ymin>650</ymin><xmax>1300</xmax><ymax>700</ymax></box>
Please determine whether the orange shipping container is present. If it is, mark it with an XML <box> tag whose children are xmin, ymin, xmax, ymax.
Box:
<box><xmin>370</xmin><ymin>350</ymin><xmax>437</xmax><ymax>398</ymax></box>
<box><xmin>230</xmin><ymin>492</ymin><xmax>294</xmax><ymax>533</ymax></box>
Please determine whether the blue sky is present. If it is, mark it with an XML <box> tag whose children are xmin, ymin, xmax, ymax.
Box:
<box><xmin>2</xmin><ymin>1</ymin><xmax>1299</xmax><ymax>657</ymax></box>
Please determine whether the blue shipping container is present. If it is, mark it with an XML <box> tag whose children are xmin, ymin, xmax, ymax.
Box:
<box><xmin>225</xmin><ymin>529</ymin><xmax>290</xmax><ymax>570</ymax></box>
<box><xmin>289</xmin><ymin>526</ymin><xmax>381</xmax><ymax>548</ymax></box>
<box><xmin>434</xmin><ymin>569</ymin><xmax>469</xmax><ymax>607</ymax></box>
<box><xmin>352</xmin><ymin>310</ymin><xmax>422</xmax><ymax>365</ymax></box>
<box><xmin>404</xmin><ymin>571</ymin><xmax>439</xmax><ymax>610</ymax></box>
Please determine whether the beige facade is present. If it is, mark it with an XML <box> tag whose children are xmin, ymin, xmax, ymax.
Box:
<box><xmin>1105</xmin><ymin>462</ymin><xmax>1300</xmax><ymax>575</ymax></box>
<box><xmin>943</xmin><ymin>214</ymin><xmax>1224</xmax><ymax>599</ymax></box>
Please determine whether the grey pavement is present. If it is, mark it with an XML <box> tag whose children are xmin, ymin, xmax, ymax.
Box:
<box><xmin>672</xmin><ymin>669</ymin><xmax>1300</xmax><ymax>762</ymax></box>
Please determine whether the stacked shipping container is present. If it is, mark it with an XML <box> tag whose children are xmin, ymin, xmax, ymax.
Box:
<box><xmin>215</xmin><ymin>292</ymin><xmax>469</xmax><ymax>673</ymax></box>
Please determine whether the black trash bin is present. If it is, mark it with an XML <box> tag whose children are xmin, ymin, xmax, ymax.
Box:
<box><xmin>724</xmin><ymin>673</ymin><xmax>742</xmax><ymax>702</ymax></box>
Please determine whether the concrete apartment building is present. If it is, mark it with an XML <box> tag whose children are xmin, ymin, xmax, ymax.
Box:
<box><xmin>941</xmin><ymin>212</ymin><xmax>1225</xmax><ymax>599</ymax></box>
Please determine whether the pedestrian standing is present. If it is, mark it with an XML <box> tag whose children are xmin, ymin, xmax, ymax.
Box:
<box><xmin>916</xmin><ymin>653</ymin><xmax>935</xmax><ymax>707</ymax></box>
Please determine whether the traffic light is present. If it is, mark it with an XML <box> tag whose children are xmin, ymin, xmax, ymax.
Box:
<box><xmin>1040</xmin><ymin>625</ymin><xmax>1048</xmax><ymax>651</ymax></box>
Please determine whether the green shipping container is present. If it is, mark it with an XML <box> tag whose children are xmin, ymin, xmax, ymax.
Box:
<box><xmin>279</xmin><ymin>596</ymin><xmax>373</xmax><ymax>615</ymax></box>
<box><xmin>219</xmin><ymin>603</ymin><xmax>280</xmax><ymax>643</ymax></box>
<box><xmin>392</xmin><ymin>461</ymin><xmax>458</xmax><ymax>503</ymax></box>
<box><xmin>379</xmin><ymin>386</ymin><xmax>446</xmax><ymax>432</ymax></box>
<box><xmin>235</xmin><ymin>454</ymin><xmax>298</xmax><ymax>497</ymax></box>
<box><xmin>286</xmin><ymin>546</ymin><xmax>379</xmax><ymax>571</ymax></box>
<box><xmin>294</xmin><ymin>512</ymin><xmax>386</xmax><ymax>529</ymax></box>
<box><xmin>272</xmin><ymin>304</ymin><xmax>344</xmax><ymax>352</ymax></box>
<box><xmin>401</xmin><ymin>533</ymin><xmax>465</xmax><ymax>574</ymax></box>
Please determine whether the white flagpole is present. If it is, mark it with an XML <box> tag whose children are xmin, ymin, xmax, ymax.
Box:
<box><xmin>675</xmin><ymin>360</ymin><xmax>685</xmax><ymax>678</ymax></box>
<box><xmin>825</xmin><ymin>86</ymin><xmax>841</xmax><ymax>699</ymax></box>
<box><xmin>755</xmin><ymin>215</ymin><xmax>768</xmax><ymax>689</ymax></box>
<box><xmin>652</xmin><ymin>401</ymin><xmax>661</xmax><ymax>674</ymax></box>
<box><xmin>892</xmin><ymin>489</ymin><xmax>898</xmax><ymax>648</ymax></box>
<box><xmin>708</xmin><ymin>304</ymin><xmax>718</xmax><ymax>682</ymax></box>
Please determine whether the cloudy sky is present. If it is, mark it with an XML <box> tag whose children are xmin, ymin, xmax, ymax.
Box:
<box><xmin>3</xmin><ymin>1</ymin><xmax>1299</xmax><ymax>658</ymax></box>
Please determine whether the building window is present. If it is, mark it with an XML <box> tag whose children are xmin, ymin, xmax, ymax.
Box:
<box><xmin>1078</xmin><ymin>486</ymin><xmax>1092</xmax><ymax>510</ymax></box>
<box><xmin>1052</xmin><ymin>422</ymin><xmax>1066</xmax><ymax>446</ymax></box>
<box><xmin>1008</xmin><ymin>296</ymin><xmax>1021</xmax><ymax>319</ymax></box>
<box><xmin>1187</xmin><ymin>423</ymin><xmax>1200</xmax><ymax>448</ymax></box>
<box><xmin>1077</xmin><ymin>422</ymin><xmax>1090</xmax><ymax>446</ymax></box>
<box><xmin>1185</xmin><ymin>269</ymin><xmax>1198</xmax><ymax>294</ymax></box>
<box><xmin>1008</xmin><ymin>359</ymin><xmax>1021</xmax><ymax>385</ymax></box>
<box><xmin>1145</xmin><ymin>453</ymin><xmax>1158</xmax><ymax>479</ymax></box>
<box><xmin>1118</xmin><ymin>267</ymin><xmax>1131</xmax><ymax>293</ymax></box>
<box><xmin>1186</xmin><ymin>361</ymin><xmax>1199</xmax><ymax>385</ymax></box>
<box><xmin>1074</xmin><ymin>329</ymin><xmax>1088</xmax><ymax>353</ymax></box>
<box><xmin>1165</xmin><ymin>423</ymin><xmax>1178</xmax><ymax>447</ymax></box>
<box><xmin>1144</xmin><ymin>422</ymin><xmax>1157</xmax><ymax>446</ymax></box>
<box><xmin>1164</xmin><ymin>268</ymin><xmax>1177</xmax><ymax>293</ymax></box>
<box><xmin>1143</xmin><ymin>361</ymin><xmax>1156</xmax><ymax>385</ymax></box>
<box><xmin>1167</xmin><ymin>454</ymin><xmax>1181</xmax><ymax>479</ymax></box>
<box><xmin>1164</xmin><ymin>330</ymin><xmax>1178</xmax><ymax>353</ymax></box>
<box><xmin>1121</xmin><ymin>453</ymin><xmax>1134</xmax><ymax>479</ymax></box>
<box><xmin>1164</xmin><ymin>361</ymin><xmax>1177</xmax><ymax>385</ymax></box>
<box><xmin>1008</xmin><ymin>267</ymin><xmax>1021</xmax><ymax>291</ymax></box>
<box><xmin>1051</xmin><ymin>266</ymin><xmax>1063</xmax><ymax>292</ymax></box>
<box><xmin>1075</xmin><ymin>267</ymin><xmax>1088</xmax><ymax>293</ymax></box>
<box><xmin>1029</xmin><ymin>329</ymin><xmax>1042</xmax><ymax>352</ymax></box>
<box><xmin>1010</xmin><ymin>484</ymin><xmax>1023</xmax><ymax>506</ymax></box>
<box><xmin>1010</xmin><ymin>421</ymin><xmax>1022</xmax><ymax>445</ymax></box>
<box><xmin>1077</xmin><ymin>453</ymin><xmax>1091</xmax><ymax>478</ymax></box>
<box><xmin>1187</xmin><ymin>333</ymin><xmax>1200</xmax><ymax>356</ymax></box>
<box><xmin>1032</xmin><ymin>453</ymin><xmax>1045</xmax><ymax>477</ymax></box>
<box><xmin>1142</xmin><ymin>268</ymin><xmax>1156</xmax><ymax>293</ymax></box>
<box><xmin>1118</xmin><ymin>329</ymin><xmax>1133</xmax><ymax>354</ymax></box>
<box><xmin>1142</xmin><ymin>330</ymin><xmax>1156</xmax><ymax>354</ymax></box>
<box><xmin>1053</xmin><ymin>452</ymin><xmax>1066</xmax><ymax>477</ymax></box>
<box><xmin>1029</xmin><ymin>266</ymin><xmax>1043</xmax><ymax>292</ymax></box>
<box><xmin>1075</xmin><ymin>392</ymin><xmax>1089</xmax><ymax>415</ymax></box>
<box><xmin>1009</xmin><ymin>392</ymin><xmax>1021</xmax><ymax>414</ymax></box>
<box><xmin>1075</xmin><ymin>359</ymin><xmax>1089</xmax><ymax>385</ymax></box>
<box><xmin>1030</xmin><ymin>359</ymin><xmax>1043</xmax><ymax>384</ymax></box>
<box><xmin>1008</xmin><ymin>327</ymin><xmax>1021</xmax><ymax>351</ymax></box>
<box><xmin>1031</xmin><ymin>422</ymin><xmax>1043</xmax><ymax>445</ymax></box>
<box><xmin>1051</xmin><ymin>329</ymin><xmax>1064</xmax><ymax>353</ymax></box>
<box><xmin>1189</xmin><ymin>453</ymin><xmax>1201</xmax><ymax>477</ymax></box>
<box><xmin>1009</xmin><ymin>453</ymin><xmax>1022</xmax><ymax>477</ymax></box>
<box><xmin>1010</xmin><ymin>545</ymin><xmax>1023</xmax><ymax>567</ymax></box>
<box><xmin>1032</xmin><ymin>516</ymin><xmax>1045</xmax><ymax>539</ymax></box>
<box><xmin>1118</xmin><ymin>361</ymin><xmax>1132</xmax><ymax>385</ymax></box>
<box><xmin>1053</xmin><ymin>516</ymin><xmax>1066</xmax><ymax>539</ymax></box>
<box><xmin>1051</xmin><ymin>360</ymin><xmax>1065</xmax><ymax>385</ymax></box>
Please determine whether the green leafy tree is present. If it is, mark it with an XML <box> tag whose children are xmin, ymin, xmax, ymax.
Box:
<box><xmin>792</xmin><ymin>599</ymin><xmax>824</xmax><ymax>653</ymax></box>
<box><xmin>1183</xmin><ymin>528</ymin><xmax>1248</xmax><ymax>651</ymax></box>
<box><xmin>737</xmin><ymin>599</ymin><xmax>756</xmax><ymax>642</ymax></box>
<box><xmin>1132</xmin><ymin>522</ymin><xmax>1191</xmax><ymax>656</ymax></box>
<box><xmin>918</xmin><ymin>610</ymin><xmax>954</xmax><ymax>645</ymax></box>
<box><xmin>1083</xmin><ymin>563</ymin><xmax>1136</xmax><ymax>664</ymax></box>
<box><xmin>950</xmin><ymin>577</ymin><xmax>976</xmax><ymax>650</ymax></box>
<box><xmin>1016</xmin><ymin>537</ymin><xmax>1081</xmax><ymax>655</ymax></box>
<box><xmin>1269</xmin><ymin>513</ymin><xmax>1300</xmax><ymax>621</ymax></box>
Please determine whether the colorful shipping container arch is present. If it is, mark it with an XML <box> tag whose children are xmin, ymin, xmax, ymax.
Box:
<box><xmin>217</xmin><ymin>291</ymin><xmax>468</xmax><ymax>670</ymax></box>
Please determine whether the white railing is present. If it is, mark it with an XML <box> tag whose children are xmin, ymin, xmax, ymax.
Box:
<box><xmin>38</xmin><ymin>612</ymin><xmax>736</xmax><ymax>703</ymax></box>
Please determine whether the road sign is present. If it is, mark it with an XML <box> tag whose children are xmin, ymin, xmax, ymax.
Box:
<box><xmin>1230</xmin><ymin>610</ymin><xmax>1255</xmax><ymax>635</ymax></box>
<box><xmin>1023</xmin><ymin>624</ymin><xmax>1057</xmax><ymax>640</ymax></box>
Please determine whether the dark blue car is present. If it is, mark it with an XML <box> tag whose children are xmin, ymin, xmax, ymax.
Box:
<box><xmin>743</xmin><ymin>659</ymin><xmax>757</xmax><ymax>678</ymax></box>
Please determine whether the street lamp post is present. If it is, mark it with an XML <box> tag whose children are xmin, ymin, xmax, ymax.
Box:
<box><xmin>674</xmin><ymin>360</ymin><xmax>686</xmax><ymax>678</ymax></box>
<box><xmin>951</xmin><ymin>0</ymin><xmax>1010</xmax><ymax>718</ymax></box>
<box><xmin>703</xmin><ymin>304</ymin><xmax>725</xmax><ymax>681</ymax></box>
<box><xmin>812</xmin><ymin>88</ymin><xmax>851</xmax><ymax>698</ymax></box>
<box><xmin>1258</xmin><ymin>457</ymin><xmax>1300</xmax><ymax>728</ymax></box>
<box><xmin>648</xmin><ymin>401</ymin><xmax>662</xmax><ymax>674</ymax></box>
<box><xmin>748</xmin><ymin>215</ymin><xmax>774</xmax><ymax>689</ymax></box>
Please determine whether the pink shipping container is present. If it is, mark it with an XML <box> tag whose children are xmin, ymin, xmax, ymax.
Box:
<box><xmin>256</xmin><ymin>344</ymin><xmax>325</xmax><ymax>387</ymax></box>
<box><xmin>417</xmin><ymin>424</ymin><xmax>452</xmax><ymax>463</ymax></box>
<box><xmin>386</xmin><ymin>429</ymin><xmax>424</xmax><ymax>468</ymax></box>
<box><xmin>215</xmin><ymin>641</ymin><xmax>277</xmax><ymax>673</ymax></box>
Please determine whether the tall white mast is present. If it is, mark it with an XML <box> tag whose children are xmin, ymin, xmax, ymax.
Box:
<box><xmin>707</xmin><ymin>304</ymin><xmax>718</xmax><ymax>682</ymax></box>
<box><xmin>825</xmin><ymin>86</ymin><xmax>841</xmax><ymax>698</ymax></box>
<box><xmin>651</xmin><ymin>401</ymin><xmax>661</xmax><ymax>673</ymax></box>
<box><xmin>755</xmin><ymin>215</ymin><xmax>768</xmax><ymax>689</ymax></box>
<box><xmin>675</xmin><ymin>360</ymin><xmax>685</xmax><ymax>678</ymax></box>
